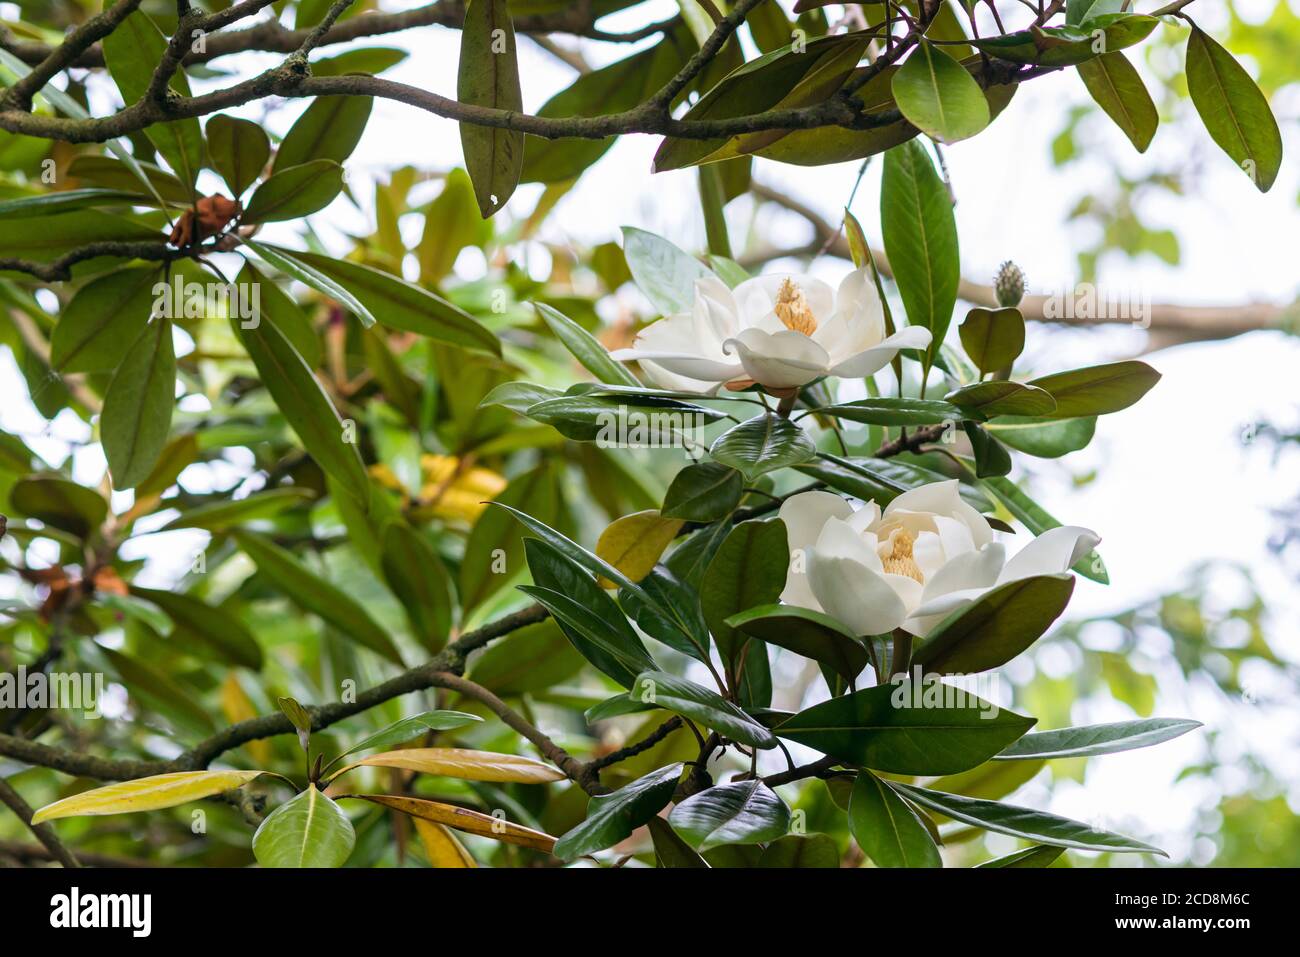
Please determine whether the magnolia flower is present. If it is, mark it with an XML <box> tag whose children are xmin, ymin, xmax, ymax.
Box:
<box><xmin>779</xmin><ymin>481</ymin><xmax>1100</xmax><ymax>637</ymax></box>
<box><xmin>611</xmin><ymin>269</ymin><xmax>931</xmax><ymax>393</ymax></box>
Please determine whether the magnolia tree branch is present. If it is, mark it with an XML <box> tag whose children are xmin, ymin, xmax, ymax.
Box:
<box><xmin>0</xmin><ymin>776</ymin><xmax>81</xmax><ymax>868</ymax></box>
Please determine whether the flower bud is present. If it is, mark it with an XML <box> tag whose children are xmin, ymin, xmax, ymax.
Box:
<box><xmin>995</xmin><ymin>260</ymin><xmax>1025</xmax><ymax>308</ymax></box>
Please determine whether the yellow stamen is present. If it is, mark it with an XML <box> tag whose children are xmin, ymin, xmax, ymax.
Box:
<box><xmin>881</xmin><ymin>529</ymin><xmax>923</xmax><ymax>583</ymax></box>
<box><xmin>775</xmin><ymin>278</ymin><xmax>817</xmax><ymax>335</ymax></box>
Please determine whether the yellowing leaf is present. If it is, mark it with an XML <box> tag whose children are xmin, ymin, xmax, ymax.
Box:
<box><xmin>347</xmin><ymin>793</ymin><xmax>556</xmax><ymax>852</ymax></box>
<box><xmin>595</xmin><ymin>510</ymin><xmax>684</xmax><ymax>586</ymax></box>
<box><xmin>219</xmin><ymin>674</ymin><xmax>272</xmax><ymax>766</ymax></box>
<box><xmin>32</xmin><ymin>770</ymin><xmax>265</xmax><ymax>824</ymax></box>
<box><xmin>413</xmin><ymin>818</ymin><xmax>478</xmax><ymax>867</ymax></box>
<box><xmin>345</xmin><ymin>747</ymin><xmax>566</xmax><ymax>783</ymax></box>
<box><xmin>417</xmin><ymin>453</ymin><xmax>506</xmax><ymax>524</ymax></box>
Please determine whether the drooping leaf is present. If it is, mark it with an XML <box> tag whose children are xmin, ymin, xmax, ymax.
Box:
<box><xmin>848</xmin><ymin>769</ymin><xmax>942</xmax><ymax>868</ymax></box>
<box><xmin>242</xmin><ymin>159</ymin><xmax>345</xmax><ymax>223</ymax></box>
<box><xmin>648</xmin><ymin>815</ymin><xmax>710</xmax><ymax>868</ymax></box>
<box><xmin>244</xmin><ymin>241</ymin><xmax>376</xmax><ymax>328</ymax></box>
<box><xmin>130</xmin><ymin>586</ymin><xmax>263</xmax><ymax>670</ymax></box>
<box><xmin>662</xmin><ymin>462</ymin><xmax>744</xmax><ymax>521</ymax></box>
<box><xmin>534</xmin><ymin>301</ymin><xmax>641</xmax><ymax>386</ymax></box>
<box><xmin>632</xmin><ymin>671</ymin><xmax>776</xmax><ymax>749</ymax></box>
<box><xmin>413</xmin><ymin>819</ymin><xmax>477</xmax><ymax>867</ymax></box>
<box><xmin>621</xmin><ymin>226</ymin><xmax>712</xmax><ymax>316</ymax></box>
<box><xmin>272</xmin><ymin>95</ymin><xmax>373</xmax><ymax>173</ymax></box>
<box><xmin>253</xmin><ymin>786</ymin><xmax>356</xmax><ymax>868</ymax></box>
<box><xmin>775</xmin><ymin>681</ymin><xmax>1035</xmax><ymax>774</ymax></box>
<box><xmin>892</xmin><ymin>40</ymin><xmax>989</xmax><ymax>143</ymax></box>
<box><xmin>380</xmin><ymin>521</ymin><xmax>455</xmax><ymax>650</ymax></box>
<box><xmin>101</xmin><ymin>317</ymin><xmax>175</xmax><ymax>490</ymax></box>
<box><xmin>710</xmin><ymin>414</ymin><xmax>817</xmax><ymax>479</ymax></box>
<box><xmin>958</xmin><ymin>307</ymin><xmax>1025</xmax><ymax>375</ymax></box>
<box><xmin>9</xmin><ymin>474</ymin><xmax>107</xmax><ymax>538</ymax></box>
<box><xmin>701</xmin><ymin>519</ymin><xmax>789</xmax><ymax>668</ymax></box>
<box><xmin>668</xmin><ymin>780</ymin><xmax>791</xmax><ymax>851</ymax></box>
<box><xmin>50</xmin><ymin>266</ymin><xmax>161</xmax><ymax>373</ymax></box>
<box><xmin>458</xmin><ymin>0</ymin><xmax>524</xmax><ymax>216</ymax></box>
<box><xmin>1077</xmin><ymin>51</ymin><xmax>1157</xmax><ymax>153</ymax></box>
<box><xmin>726</xmin><ymin>604</ymin><xmax>870</xmax><ymax>686</ymax></box>
<box><xmin>206</xmin><ymin>115</ymin><xmax>271</xmax><ymax>197</ymax></box>
<box><xmin>553</xmin><ymin>763</ymin><xmax>683</xmax><ymax>861</ymax></box>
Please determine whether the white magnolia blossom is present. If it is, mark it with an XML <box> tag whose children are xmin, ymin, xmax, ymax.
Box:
<box><xmin>611</xmin><ymin>269</ymin><xmax>932</xmax><ymax>393</ymax></box>
<box><xmin>779</xmin><ymin>480</ymin><xmax>1100</xmax><ymax>637</ymax></box>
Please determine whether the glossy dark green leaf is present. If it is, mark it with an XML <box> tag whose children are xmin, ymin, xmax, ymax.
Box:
<box><xmin>994</xmin><ymin>718</ymin><xmax>1201</xmax><ymax>761</ymax></box>
<box><xmin>1027</xmin><ymin>360</ymin><xmax>1159</xmax><ymax>418</ymax></box>
<box><xmin>0</xmin><ymin>210</ymin><xmax>157</xmax><ymax>263</ymax></box>
<box><xmin>963</xmin><ymin>422</ymin><xmax>1012</xmax><ymax>478</ymax></box>
<box><xmin>1077</xmin><ymin>51</ymin><xmax>1157</xmax><ymax>153</ymax></box>
<box><xmin>101</xmin><ymin>317</ymin><xmax>175</xmax><ymax>490</ymax></box>
<box><xmin>849</xmin><ymin>769</ymin><xmax>942</xmax><ymax>868</ymax></box>
<box><xmin>809</xmin><ymin>397</ymin><xmax>963</xmax><ymax>426</ymax></box>
<box><xmin>130</xmin><ymin>586</ymin><xmax>262</xmax><ymax>670</ymax></box>
<box><xmin>668</xmin><ymin>780</ymin><xmax>790</xmax><ymax>851</ymax></box>
<box><xmin>272</xmin><ymin>95</ymin><xmax>372</xmax><ymax>174</ymax></box>
<box><xmin>290</xmin><ymin>250</ymin><xmax>499</xmax><ymax>354</ymax></box>
<box><xmin>881</xmin><ymin>140</ymin><xmax>958</xmax><ymax>363</ymax></box>
<box><xmin>253</xmin><ymin>786</ymin><xmax>355</xmax><ymax>868</ymax></box>
<box><xmin>0</xmin><ymin>188</ymin><xmax>146</xmax><ymax>218</ymax></box>
<box><xmin>892</xmin><ymin>40</ymin><xmax>989</xmax><ymax>143</ymax></box>
<box><xmin>710</xmin><ymin>414</ymin><xmax>816</xmax><ymax>479</ymax></box>
<box><xmin>242</xmin><ymin>159</ymin><xmax>344</xmax><ymax>223</ymax></box>
<box><xmin>632</xmin><ymin>671</ymin><xmax>776</xmax><ymax>749</ymax></box>
<box><xmin>662</xmin><ymin>462</ymin><xmax>744</xmax><ymax>521</ymax></box>
<box><xmin>534</xmin><ymin>301</ymin><xmax>641</xmax><ymax>386</ymax></box>
<box><xmin>245</xmin><ymin>241</ymin><xmax>376</xmax><ymax>329</ymax></box>
<box><xmin>969</xmin><ymin>15</ymin><xmax>1157</xmax><ymax>68</ymax></box>
<box><xmin>458</xmin><ymin>0</ymin><xmax>524</xmax><ymax>216</ymax></box>
<box><xmin>946</xmin><ymin>381</ymin><xmax>1056</xmax><ymax>418</ymax></box>
<box><xmin>233</xmin><ymin>529</ymin><xmax>402</xmax><ymax>664</ymax></box>
<box><xmin>701</xmin><ymin>518</ymin><xmax>788</xmax><ymax>668</ymax></box>
<box><xmin>985</xmin><ymin>415</ymin><xmax>1096</xmax><ymax>458</ymax></box>
<box><xmin>240</xmin><ymin>260</ymin><xmax>321</xmax><ymax>367</ymax></box>
<box><xmin>380</xmin><ymin>521</ymin><xmax>455</xmax><ymax>651</ymax></box>
<box><xmin>892</xmin><ymin>782</ymin><xmax>1164</xmax><ymax>854</ymax></box>
<box><xmin>1185</xmin><ymin>27</ymin><xmax>1282</xmax><ymax>192</ymax></box>
<box><xmin>975</xmin><ymin>844</ymin><xmax>1066</xmax><ymax>867</ymax></box>
<box><xmin>726</xmin><ymin>604</ymin><xmax>869</xmax><ymax>685</ymax></box>
<box><xmin>776</xmin><ymin>681</ymin><xmax>1035</xmax><ymax>774</ymax></box>
<box><xmin>553</xmin><ymin>763</ymin><xmax>683</xmax><ymax>861</ymax></box>
<box><xmin>958</xmin><ymin>307</ymin><xmax>1025</xmax><ymax>375</ymax></box>
<box><xmin>754</xmin><ymin>834</ymin><xmax>839</xmax><ymax>867</ymax></box>
<box><xmin>9</xmin><ymin>474</ymin><xmax>107</xmax><ymax>538</ymax></box>
<box><xmin>621</xmin><ymin>226</ymin><xmax>712</xmax><ymax>316</ymax></box>
<box><xmin>914</xmin><ymin>574</ymin><xmax>1075</xmax><ymax>674</ymax></box>
<box><xmin>232</xmin><ymin>288</ymin><xmax>369</xmax><ymax>504</ymax></box>
<box><xmin>647</xmin><ymin>815</ymin><xmax>710</xmax><ymax>868</ymax></box>
<box><xmin>206</xmin><ymin>115</ymin><xmax>271</xmax><ymax>197</ymax></box>
<box><xmin>50</xmin><ymin>266</ymin><xmax>161</xmax><ymax>373</ymax></box>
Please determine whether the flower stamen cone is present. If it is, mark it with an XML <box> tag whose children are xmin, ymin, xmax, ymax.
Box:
<box><xmin>881</xmin><ymin>528</ymin><xmax>923</xmax><ymax>583</ymax></box>
<box><xmin>775</xmin><ymin>278</ymin><xmax>818</xmax><ymax>335</ymax></box>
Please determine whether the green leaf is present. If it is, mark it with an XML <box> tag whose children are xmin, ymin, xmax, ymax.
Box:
<box><xmin>206</xmin><ymin>115</ymin><xmax>271</xmax><ymax>197</ymax></box>
<box><xmin>457</xmin><ymin>0</ymin><xmax>524</xmax><ymax>216</ymax></box>
<box><xmin>881</xmin><ymin>140</ymin><xmax>958</xmax><ymax>363</ymax></box>
<box><xmin>99</xmin><ymin>645</ymin><xmax>213</xmax><ymax>733</ymax></box>
<box><xmin>809</xmin><ymin>397</ymin><xmax>963</xmax><ymax>426</ymax></box>
<box><xmin>459</xmin><ymin>463</ymin><xmax>559</xmax><ymax>614</ymax></box>
<box><xmin>129</xmin><ymin>586</ymin><xmax>262</xmax><ymax>670</ymax></box>
<box><xmin>50</xmin><ymin>266</ymin><xmax>161</xmax><ymax>373</ymax></box>
<box><xmin>101</xmin><ymin>11</ymin><xmax>203</xmax><ymax>191</ymax></box>
<box><xmin>994</xmin><ymin>718</ymin><xmax>1201</xmax><ymax>760</ymax></box>
<box><xmin>975</xmin><ymin>844</ymin><xmax>1066</xmax><ymax>867</ymax></box>
<box><xmin>1027</xmin><ymin>360</ymin><xmax>1159</xmax><ymax>418</ymax></box>
<box><xmin>892</xmin><ymin>782</ymin><xmax>1165</xmax><ymax>855</ymax></box>
<box><xmin>969</xmin><ymin>15</ymin><xmax>1157</xmax><ymax>68</ymax></box>
<box><xmin>632</xmin><ymin>671</ymin><xmax>776</xmax><ymax>749</ymax></box>
<box><xmin>310</xmin><ymin>47</ymin><xmax>408</xmax><ymax>77</ymax></box>
<box><xmin>662</xmin><ymin>462</ymin><xmax>744</xmax><ymax>521</ymax></box>
<box><xmin>702</xmin><ymin>519</ymin><xmax>789</xmax><ymax>669</ymax></box>
<box><xmin>849</xmin><ymin>769</ymin><xmax>942</xmax><ymax>868</ymax></box>
<box><xmin>289</xmin><ymin>250</ymin><xmax>499</xmax><ymax>354</ymax></box>
<box><xmin>963</xmin><ymin>421</ymin><xmax>1012</xmax><ymax>478</ymax></box>
<box><xmin>0</xmin><ymin>188</ymin><xmax>147</xmax><ymax>219</ymax></box>
<box><xmin>776</xmin><ymin>681</ymin><xmax>1035</xmax><ymax>774</ymax></box>
<box><xmin>0</xmin><ymin>210</ymin><xmax>157</xmax><ymax>263</ymax></box>
<box><xmin>101</xmin><ymin>317</ymin><xmax>175</xmax><ymax>490</ymax></box>
<box><xmin>958</xmin><ymin>307</ymin><xmax>1025</xmax><ymax>375</ymax></box>
<box><xmin>233</xmin><ymin>529</ymin><xmax>403</xmax><ymax>664</ymax></box>
<box><xmin>9</xmin><ymin>474</ymin><xmax>107</xmax><ymax>538</ymax></box>
<box><xmin>914</xmin><ymin>575</ymin><xmax>1076</xmax><ymax>674</ymax></box>
<box><xmin>553</xmin><ymin>763</ymin><xmax>683</xmax><ymax>861</ymax></box>
<box><xmin>1077</xmin><ymin>51</ymin><xmax>1157</xmax><ymax>153</ymax></box>
<box><xmin>710</xmin><ymin>414</ymin><xmax>816</xmax><ymax>479</ymax></box>
<box><xmin>1185</xmin><ymin>27</ymin><xmax>1283</xmax><ymax>192</ymax></box>
<box><xmin>380</xmin><ymin>521</ymin><xmax>455</xmax><ymax>651</ymax></box>
<box><xmin>892</xmin><ymin>40</ymin><xmax>989</xmax><ymax>143</ymax></box>
<box><xmin>985</xmin><ymin>415</ymin><xmax>1096</xmax><ymax>458</ymax></box>
<box><xmin>332</xmin><ymin>710</ymin><xmax>483</xmax><ymax>764</ymax></box>
<box><xmin>272</xmin><ymin>95</ymin><xmax>373</xmax><ymax>174</ymax></box>
<box><xmin>534</xmin><ymin>301</ymin><xmax>641</xmax><ymax>386</ymax></box>
<box><xmin>1066</xmin><ymin>0</ymin><xmax>1124</xmax><ymax>25</ymax></box>
<box><xmin>752</xmin><ymin>834</ymin><xmax>840</xmax><ymax>868</ymax></box>
<box><xmin>253</xmin><ymin>786</ymin><xmax>356</xmax><ymax>868</ymax></box>
<box><xmin>159</xmin><ymin>487</ymin><xmax>315</xmax><ymax>531</ymax></box>
<box><xmin>946</xmin><ymin>380</ymin><xmax>1057</xmax><ymax>418</ymax></box>
<box><xmin>726</xmin><ymin>604</ymin><xmax>870</xmax><ymax>686</ymax></box>
<box><xmin>240</xmin><ymin>261</ymin><xmax>321</xmax><ymax>367</ymax></box>
<box><xmin>980</xmin><ymin>476</ymin><xmax>1107</xmax><ymax>584</ymax></box>
<box><xmin>621</xmin><ymin>226</ymin><xmax>712</xmax><ymax>316</ymax></box>
<box><xmin>244</xmin><ymin>241</ymin><xmax>376</xmax><ymax>329</ymax></box>
<box><xmin>648</xmin><ymin>816</ymin><xmax>710</xmax><ymax>868</ymax></box>
<box><xmin>668</xmin><ymin>780</ymin><xmax>790</xmax><ymax>851</ymax></box>
<box><xmin>232</xmin><ymin>276</ymin><xmax>369</xmax><ymax>504</ymax></box>
<box><xmin>242</xmin><ymin>159</ymin><xmax>344</xmax><ymax>223</ymax></box>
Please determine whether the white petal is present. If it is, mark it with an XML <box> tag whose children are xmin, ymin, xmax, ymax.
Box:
<box><xmin>828</xmin><ymin>325</ymin><xmax>932</xmax><ymax>378</ymax></box>
<box><xmin>779</xmin><ymin>491</ymin><xmax>855</xmax><ymax>554</ymax></box>
<box><xmin>636</xmin><ymin>360</ymin><xmax>723</xmax><ymax>394</ymax></box>
<box><xmin>692</xmin><ymin>275</ymin><xmax>740</xmax><ymax>349</ymax></box>
<box><xmin>806</xmin><ymin>553</ymin><xmax>908</xmax><ymax>636</ymax></box>
<box><xmin>724</xmin><ymin>328</ymin><xmax>830</xmax><ymax>389</ymax></box>
<box><xmin>883</xmin><ymin>479</ymin><xmax>963</xmax><ymax>520</ymax></box>
<box><xmin>920</xmin><ymin>543</ymin><xmax>1006</xmax><ymax>605</ymax></box>
<box><xmin>998</xmin><ymin>526</ymin><xmax>1101</xmax><ymax>583</ymax></box>
<box><xmin>813</xmin><ymin>516</ymin><xmax>883</xmax><ymax>570</ymax></box>
<box><xmin>934</xmin><ymin>514</ymin><xmax>977</xmax><ymax>561</ymax></box>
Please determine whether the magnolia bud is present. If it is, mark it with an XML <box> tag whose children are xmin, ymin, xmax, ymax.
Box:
<box><xmin>994</xmin><ymin>260</ymin><xmax>1025</xmax><ymax>308</ymax></box>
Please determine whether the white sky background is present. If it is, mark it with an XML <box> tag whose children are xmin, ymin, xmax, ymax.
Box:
<box><xmin>1</xmin><ymin>1</ymin><xmax>1298</xmax><ymax>862</ymax></box>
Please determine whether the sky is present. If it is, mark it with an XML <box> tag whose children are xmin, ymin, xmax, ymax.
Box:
<box><xmin>1</xmin><ymin>0</ymin><xmax>1297</xmax><ymax>863</ymax></box>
